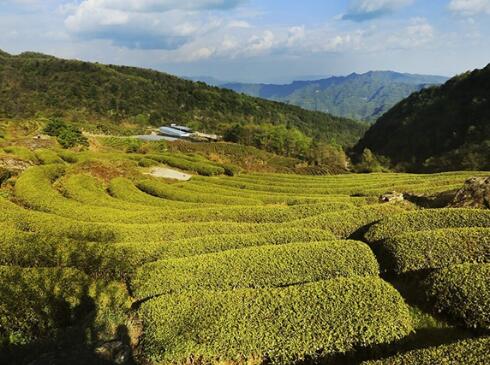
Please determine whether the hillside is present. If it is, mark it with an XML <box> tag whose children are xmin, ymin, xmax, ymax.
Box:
<box><xmin>0</xmin><ymin>50</ymin><xmax>366</xmax><ymax>151</ymax></box>
<box><xmin>355</xmin><ymin>64</ymin><xmax>490</xmax><ymax>172</ymax></box>
<box><xmin>1</xmin><ymin>123</ymin><xmax>489</xmax><ymax>363</ymax></box>
<box><xmin>222</xmin><ymin>71</ymin><xmax>448</xmax><ymax>122</ymax></box>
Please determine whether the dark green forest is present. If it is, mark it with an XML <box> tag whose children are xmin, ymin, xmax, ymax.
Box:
<box><xmin>355</xmin><ymin>64</ymin><xmax>490</xmax><ymax>171</ymax></box>
<box><xmin>0</xmin><ymin>50</ymin><xmax>366</xmax><ymax>153</ymax></box>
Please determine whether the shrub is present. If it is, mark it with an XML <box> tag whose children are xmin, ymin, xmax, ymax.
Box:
<box><xmin>0</xmin><ymin>167</ymin><xmax>11</xmax><ymax>185</ymax></box>
<box><xmin>132</xmin><ymin>240</ymin><xmax>379</xmax><ymax>298</ymax></box>
<box><xmin>3</xmin><ymin>146</ymin><xmax>38</xmax><ymax>163</ymax></box>
<box><xmin>0</xmin><ymin>266</ymin><xmax>130</xmax><ymax>350</ymax></box>
<box><xmin>34</xmin><ymin>149</ymin><xmax>64</xmax><ymax>164</ymax></box>
<box><xmin>138</xmin><ymin>157</ymin><xmax>158</xmax><ymax>167</ymax></box>
<box><xmin>147</xmin><ymin>228</ymin><xmax>337</xmax><ymax>259</ymax></box>
<box><xmin>56</xmin><ymin>149</ymin><xmax>79</xmax><ymax>163</ymax></box>
<box><xmin>424</xmin><ymin>263</ymin><xmax>490</xmax><ymax>329</ymax></box>
<box><xmin>136</xmin><ymin>179</ymin><xmax>262</xmax><ymax>205</ymax></box>
<box><xmin>0</xmin><ymin>266</ymin><xmax>92</xmax><ymax>346</ymax></box>
<box><xmin>146</xmin><ymin>153</ymin><xmax>225</xmax><ymax>176</ymax></box>
<box><xmin>292</xmin><ymin>205</ymin><xmax>404</xmax><ymax>238</ymax></box>
<box><xmin>365</xmin><ymin>209</ymin><xmax>490</xmax><ymax>243</ymax></box>
<box><xmin>361</xmin><ymin>336</ymin><xmax>490</xmax><ymax>365</ymax></box>
<box><xmin>140</xmin><ymin>277</ymin><xmax>413</xmax><ymax>364</ymax></box>
<box><xmin>381</xmin><ymin>228</ymin><xmax>490</xmax><ymax>274</ymax></box>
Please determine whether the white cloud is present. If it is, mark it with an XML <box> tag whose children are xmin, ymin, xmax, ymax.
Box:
<box><xmin>449</xmin><ymin>0</ymin><xmax>490</xmax><ymax>15</ymax></box>
<box><xmin>64</xmin><ymin>0</ymin><xmax>245</xmax><ymax>49</ymax></box>
<box><xmin>385</xmin><ymin>17</ymin><xmax>434</xmax><ymax>49</ymax></box>
<box><xmin>227</xmin><ymin>20</ymin><xmax>251</xmax><ymax>28</ymax></box>
<box><xmin>342</xmin><ymin>0</ymin><xmax>415</xmax><ymax>21</ymax></box>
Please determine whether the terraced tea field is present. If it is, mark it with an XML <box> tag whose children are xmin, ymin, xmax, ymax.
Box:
<box><xmin>0</xmin><ymin>144</ymin><xmax>489</xmax><ymax>364</ymax></box>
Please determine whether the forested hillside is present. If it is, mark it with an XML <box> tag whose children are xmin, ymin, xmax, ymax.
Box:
<box><xmin>0</xmin><ymin>50</ymin><xmax>366</xmax><ymax>151</ymax></box>
<box><xmin>355</xmin><ymin>64</ymin><xmax>490</xmax><ymax>172</ymax></box>
<box><xmin>222</xmin><ymin>71</ymin><xmax>447</xmax><ymax>122</ymax></box>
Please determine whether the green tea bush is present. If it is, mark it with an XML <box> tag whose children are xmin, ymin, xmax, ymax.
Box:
<box><xmin>3</xmin><ymin>146</ymin><xmax>38</xmax><ymax>163</ymax></box>
<box><xmin>133</xmin><ymin>240</ymin><xmax>379</xmax><ymax>298</ymax></box>
<box><xmin>292</xmin><ymin>205</ymin><xmax>404</xmax><ymax>238</ymax></box>
<box><xmin>146</xmin><ymin>154</ymin><xmax>225</xmax><ymax>176</ymax></box>
<box><xmin>365</xmin><ymin>209</ymin><xmax>490</xmax><ymax>243</ymax></box>
<box><xmin>138</xmin><ymin>157</ymin><xmax>159</xmax><ymax>167</ymax></box>
<box><xmin>136</xmin><ymin>179</ymin><xmax>262</xmax><ymax>205</ymax></box>
<box><xmin>0</xmin><ymin>266</ymin><xmax>92</xmax><ymax>346</ymax></box>
<box><xmin>34</xmin><ymin>148</ymin><xmax>64</xmax><ymax>164</ymax></box>
<box><xmin>361</xmin><ymin>336</ymin><xmax>490</xmax><ymax>365</ymax></box>
<box><xmin>381</xmin><ymin>228</ymin><xmax>490</xmax><ymax>274</ymax></box>
<box><xmin>149</xmin><ymin>228</ymin><xmax>337</xmax><ymax>259</ymax></box>
<box><xmin>108</xmin><ymin>177</ymin><xmax>203</xmax><ymax>208</ymax></box>
<box><xmin>56</xmin><ymin>149</ymin><xmax>79</xmax><ymax>163</ymax></box>
<box><xmin>424</xmin><ymin>263</ymin><xmax>490</xmax><ymax>329</ymax></box>
<box><xmin>140</xmin><ymin>277</ymin><xmax>413</xmax><ymax>364</ymax></box>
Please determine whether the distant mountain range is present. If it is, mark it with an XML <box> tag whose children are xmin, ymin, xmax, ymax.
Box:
<box><xmin>355</xmin><ymin>64</ymin><xmax>490</xmax><ymax>172</ymax></box>
<box><xmin>192</xmin><ymin>71</ymin><xmax>448</xmax><ymax>122</ymax></box>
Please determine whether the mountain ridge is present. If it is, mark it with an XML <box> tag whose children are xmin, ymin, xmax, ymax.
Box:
<box><xmin>220</xmin><ymin>71</ymin><xmax>448</xmax><ymax>122</ymax></box>
<box><xmin>354</xmin><ymin>64</ymin><xmax>490</xmax><ymax>172</ymax></box>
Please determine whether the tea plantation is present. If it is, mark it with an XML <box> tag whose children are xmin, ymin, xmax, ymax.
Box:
<box><xmin>0</xmin><ymin>130</ymin><xmax>489</xmax><ymax>364</ymax></box>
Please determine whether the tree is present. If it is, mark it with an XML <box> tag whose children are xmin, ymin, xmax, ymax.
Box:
<box><xmin>355</xmin><ymin>148</ymin><xmax>384</xmax><ymax>173</ymax></box>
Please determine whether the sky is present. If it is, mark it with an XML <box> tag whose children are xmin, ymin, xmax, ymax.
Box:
<box><xmin>1</xmin><ymin>0</ymin><xmax>490</xmax><ymax>83</ymax></box>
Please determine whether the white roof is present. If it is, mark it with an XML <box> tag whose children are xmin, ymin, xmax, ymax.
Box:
<box><xmin>159</xmin><ymin>127</ymin><xmax>191</xmax><ymax>138</ymax></box>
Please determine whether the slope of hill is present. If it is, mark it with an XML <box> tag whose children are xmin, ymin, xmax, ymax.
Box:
<box><xmin>354</xmin><ymin>64</ymin><xmax>490</xmax><ymax>172</ymax></box>
<box><xmin>222</xmin><ymin>71</ymin><xmax>448</xmax><ymax>122</ymax></box>
<box><xmin>0</xmin><ymin>50</ymin><xmax>366</xmax><ymax>150</ymax></box>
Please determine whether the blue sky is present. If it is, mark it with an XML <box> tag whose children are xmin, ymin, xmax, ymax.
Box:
<box><xmin>1</xmin><ymin>0</ymin><xmax>490</xmax><ymax>82</ymax></box>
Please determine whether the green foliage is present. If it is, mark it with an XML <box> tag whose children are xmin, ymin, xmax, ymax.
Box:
<box><xmin>140</xmin><ymin>277</ymin><xmax>413</xmax><ymax>364</ymax></box>
<box><xmin>137</xmin><ymin>157</ymin><xmax>158</xmax><ymax>167</ymax></box>
<box><xmin>223</xmin><ymin>123</ymin><xmax>312</xmax><ymax>158</ymax></box>
<box><xmin>153</xmin><ymin>228</ymin><xmax>337</xmax><ymax>259</ymax></box>
<box><xmin>133</xmin><ymin>240</ymin><xmax>379</xmax><ymax>298</ymax></box>
<box><xmin>381</xmin><ymin>228</ymin><xmax>490</xmax><ymax>274</ymax></box>
<box><xmin>0</xmin><ymin>168</ymin><xmax>11</xmax><ymax>185</ymax></box>
<box><xmin>362</xmin><ymin>337</ymin><xmax>490</xmax><ymax>365</ymax></box>
<box><xmin>354</xmin><ymin>148</ymin><xmax>386</xmax><ymax>173</ymax></box>
<box><xmin>34</xmin><ymin>148</ymin><xmax>64</xmax><ymax>164</ymax></box>
<box><xmin>43</xmin><ymin>118</ymin><xmax>88</xmax><ymax>149</ymax></box>
<box><xmin>146</xmin><ymin>153</ymin><xmax>225</xmax><ymax>176</ymax></box>
<box><xmin>355</xmin><ymin>64</ymin><xmax>490</xmax><ymax>171</ymax></box>
<box><xmin>3</xmin><ymin>146</ymin><xmax>38</xmax><ymax>162</ymax></box>
<box><xmin>0</xmin><ymin>266</ymin><xmax>92</xmax><ymax>346</ymax></box>
<box><xmin>365</xmin><ymin>209</ymin><xmax>490</xmax><ymax>243</ymax></box>
<box><xmin>423</xmin><ymin>263</ymin><xmax>490</xmax><ymax>329</ymax></box>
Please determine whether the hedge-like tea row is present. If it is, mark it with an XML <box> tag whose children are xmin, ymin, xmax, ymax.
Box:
<box><xmin>136</xmin><ymin>178</ymin><xmax>264</xmax><ymax>205</ymax></box>
<box><xmin>108</xmin><ymin>177</ymin><xmax>205</xmax><ymax>208</ymax></box>
<box><xmin>0</xmin><ymin>266</ymin><xmax>130</xmax><ymax>348</ymax></box>
<box><xmin>362</xmin><ymin>336</ymin><xmax>490</xmax><ymax>365</ymax></box>
<box><xmin>133</xmin><ymin>240</ymin><xmax>379</xmax><ymax>298</ymax></box>
<box><xmin>292</xmin><ymin>204</ymin><xmax>404</xmax><ymax>238</ymax></box>
<box><xmin>34</xmin><ymin>149</ymin><xmax>64</xmax><ymax>164</ymax></box>
<box><xmin>365</xmin><ymin>209</ymin><xmax>490</xmax><ymax>243</ymax></box>
<box><xmin>0</xmin><ymin>266</ymin><xmax>92</xmax><ymax>345</ymax></box>
<box><xmin>140</xmin><ymin>276</ymin><xmax>412</xmax><ymax>364</ymax></box>
<box><xmin>0</xmin><ymin>197</ymin><xmax>116</xmax><ymax>243</ymax></box>
<box><xmin>146</xmin><ymin>153</ymin><xmax>225</xmax><ymax>176</ymax></box>
<box><xmin>424</xmin><ymin>263</ymin><xmax>490</xmax><ymax>329</ymax></box>
<box><xmin>146</xmin><ymin>228</ymin><xmax>337</xmax><ymax>259</ymax></box>
<box><xmin>381</xmin><ymin>228</ymin><xmax>490</xmax><ymax>274</ymax></box>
